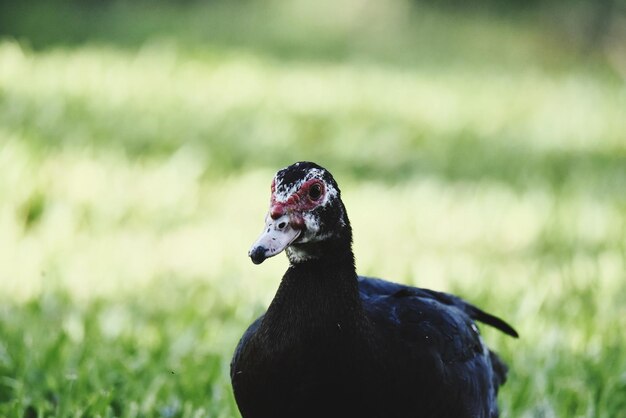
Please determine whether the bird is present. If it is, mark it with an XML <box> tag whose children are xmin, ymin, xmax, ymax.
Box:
<box><xmin>231</xmin><ymin>161</ymin><xmax>518</xmax><ymax>418</ymax></box>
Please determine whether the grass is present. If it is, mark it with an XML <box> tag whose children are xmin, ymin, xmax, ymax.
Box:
<box><xmin>1</xmin><ymin>1</ymin><xmax>626</xmax><ymax>416</ymax></box>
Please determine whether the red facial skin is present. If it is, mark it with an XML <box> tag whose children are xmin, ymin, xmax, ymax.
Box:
<box><xmin>269</xmin><ymin>179</ymin><xmax>325</xmax><ymax>230</ymax></box>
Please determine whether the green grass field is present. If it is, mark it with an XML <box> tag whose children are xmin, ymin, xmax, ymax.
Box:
<box><xmin>1</xmin><ymin>1</ymin><xmax>626</xmax><ymax>416</ymax></box>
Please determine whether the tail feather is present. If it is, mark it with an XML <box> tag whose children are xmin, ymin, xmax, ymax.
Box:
<box><xmin>469</xmin><ymin>305</ymin><xmax>519</xmax><ymax>338</ymax></box>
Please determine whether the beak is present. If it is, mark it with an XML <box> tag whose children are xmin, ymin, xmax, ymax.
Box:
<box><xmin>248</xmin><ymin>213</ymin><xmax>301</xmax><ymax>264</ymax></box>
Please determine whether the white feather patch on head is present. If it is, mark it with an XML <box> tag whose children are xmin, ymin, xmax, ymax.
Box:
<box><xmin>301</xmin><ymin>212</ymin><xmax>320</xmax><ymax>235</ymax></box>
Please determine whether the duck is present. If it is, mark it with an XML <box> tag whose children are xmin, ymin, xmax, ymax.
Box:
<box><xmin>231</xmin><ymin>161</ymin><xmax>518</xmax><ymax>418</ymax></box>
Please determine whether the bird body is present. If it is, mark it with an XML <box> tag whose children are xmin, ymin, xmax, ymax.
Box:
<box><xmin>231</xmin><ymin>162</ymin><xmax>517</xmax><ymax>418</ymax></box>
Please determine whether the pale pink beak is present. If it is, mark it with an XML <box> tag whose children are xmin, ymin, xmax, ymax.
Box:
<box><xmin>248</xmin><ymin>213</ymin><xmax>301</xmax><ymax>264</ymax></box>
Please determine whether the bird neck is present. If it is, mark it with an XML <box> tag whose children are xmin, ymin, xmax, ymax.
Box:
<box><xmin>261</xmin><ymin>235</ymin><xmax>364</xmax><ymax>340</ymax></box>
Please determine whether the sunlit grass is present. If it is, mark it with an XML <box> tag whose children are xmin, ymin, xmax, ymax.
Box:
<box><xmin>1</xmin><ymin>40</ymin><xmax>624</xmax><ymax>175</ymax></box>
<box><xmin>1</xmin><ymin>2</ymin><xmax>626</xmax><ymax>415</ymax></box>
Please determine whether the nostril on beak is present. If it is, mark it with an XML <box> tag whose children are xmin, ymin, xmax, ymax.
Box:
<box><xmin>249</xmin><ymin>246</ymin><xmax>267</xmax><ymax>265</ymax></box>
<box><xmin>277</xmin><ymin>222</ymin><xmax>286</xmax><ymax>230</ymax></box>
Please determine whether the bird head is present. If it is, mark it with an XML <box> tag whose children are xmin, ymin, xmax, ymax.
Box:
<box><xmin>248</xmin><ymin>162</ymin><xmax>350</xmax><ymax>265</ymax></box>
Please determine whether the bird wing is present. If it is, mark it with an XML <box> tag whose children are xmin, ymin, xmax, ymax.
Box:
<box><xmin>358</xmin><ymin>276</ymin><xmax>518</xmax><ymax>338</ymax></box>
<box><xmin>358</xmin><ymin>276</ymin><xmax>515</xmax><ymax>417</ymax></box>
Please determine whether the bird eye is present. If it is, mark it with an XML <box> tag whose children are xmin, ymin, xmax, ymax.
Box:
<box><xmin>308</xmin><ymin>183</ymin><xmax>322</xmax><ymax>200</ymax></box>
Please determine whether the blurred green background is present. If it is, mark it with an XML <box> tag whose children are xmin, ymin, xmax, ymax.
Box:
<box><xmin>1</xmin><ymin>0</ymin><xmax>625</xmax><ymax>416</ymax></box>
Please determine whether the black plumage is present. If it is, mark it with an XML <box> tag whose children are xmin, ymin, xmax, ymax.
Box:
<box><xmin>231</xmin><ymin>162</ymin><xmax>518</xmax><ymax>418</ymax></box>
